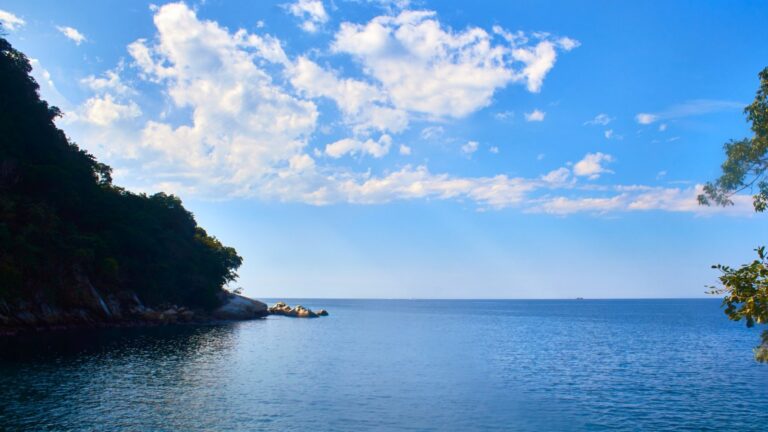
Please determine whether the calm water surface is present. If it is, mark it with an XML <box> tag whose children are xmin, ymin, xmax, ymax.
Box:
<box><xmin>1</xmin><ymin>299</ymin><xmax>767</xmax><ymax>431</ymax></box>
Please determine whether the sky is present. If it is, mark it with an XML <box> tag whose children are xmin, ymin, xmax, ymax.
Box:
<box><xmin>2</xmin><ymin>0</ymin><xmax>767</xmax><ymax>299</ymax></box>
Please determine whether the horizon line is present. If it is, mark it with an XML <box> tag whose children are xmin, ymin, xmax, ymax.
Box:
<box><xmin>256</xmin><ymin>296</ymin><xmax>721</xmax><ymax>301</ymax></box>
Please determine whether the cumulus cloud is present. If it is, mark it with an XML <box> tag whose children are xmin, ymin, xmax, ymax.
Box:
<box><xmin>461</xmin><ymin>140</ymin><xmax>479</xmax><ymax>155</ymax></box>
<box><xmin>286</xmin><ymin>0</ymin><xmax>329</xmax><ymax>33</ymax></box>
<box><xmin>60</xmin><ymin>2</ymin><xmax>751</xmax><ymax>217</ymax></box>
<box><xmin>0</xmin><ymin>9</ymin><xmax>25</xmax><ymax>31</ymax></box>
<box><xmin>80</xmin><ymin>94</ymin><xmax>141</xmax><ymax>126</ymax></box>
<box><xmin>525</xmin><ymin>109</ymin><xmax>545</xmax><ymax>122</ymax></box>
<box><xmin>333</xmin><ymin>11</ymin><xmax>577</xmax><ymax>118</ymax></box>
<box><xmin>635</xmin><ymin>113</ymin><xmax>657</xmax><ymax>125</ymax></box>
<box><xmin>489</xmin><ymin>146</ymin><xmax>499</xmax><ymax>154</ymax></box>
<box><xmin>81</xmin><ymin>67</ymin><xmax>133</xmax><ymax>95</ymax></box>
<box><xmin>557</xmin><ymin>37</ymin><xmax>580</xmax><ymax>51</ymax></box>
<box><xmin>573</xmin><ymin>152</ymin><xmax>614</xmax><ymax>179</ymax></box>
<box><xmin>325</xmin><ymin>134</ymin><xmax>392</xmax><ymax>158</ymax></box>
<box><xmin>288</xmin><ymin>57</ymin><xmax>407</xmax><ymax>133</ymax></box>
<box><xmin>541</xmin><ymin>167</ymin><xmax>571</xmax><ymax>185</ymax></box>
<box><xmin>125</xmin><ymin>2</ymin><xmax>318</xmax><ymax>191</ymax></box>
<box><xmin>57</xmin><ymin>26</ymin><xmax>87</xmax><ymax>45</ymax></box>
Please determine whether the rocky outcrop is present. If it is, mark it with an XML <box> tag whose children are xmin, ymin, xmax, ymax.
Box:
<box><xmin>268</xmin><ymin>302</ymin><xmax>329</xmax><ymax>318</ymax></box>
<box><xmin>212</xmin><ymin>293</ymin><xmax>268</xmax><ymax>320</ymax></box>
<box><xmin>0</xmin><ymin>286</ymin><xmax>270</xmax><ymax>336</ymax></box>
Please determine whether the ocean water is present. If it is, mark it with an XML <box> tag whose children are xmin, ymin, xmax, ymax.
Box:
<box><xmin>1</xmin><ymin>299</ymin><xmax>767</xmax><ymax>431</ymax></box>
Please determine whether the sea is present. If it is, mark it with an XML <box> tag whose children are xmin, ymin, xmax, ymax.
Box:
<box><xmin>1</xmin><ymin>299</ymin><xmax>767</xmax><ymax>431</ymax></box>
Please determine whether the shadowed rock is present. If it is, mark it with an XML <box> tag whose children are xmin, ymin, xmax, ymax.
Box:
<box><xmin>212</xmin><ymin>293</ymin><xmax>268</xmax><ymax>320</ymax></box>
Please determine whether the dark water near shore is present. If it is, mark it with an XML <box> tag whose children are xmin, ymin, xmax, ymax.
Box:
<box><xmin>1</xmin><ymin>299</ymin><xmax>767</xmax><ymax>431</ymax></box>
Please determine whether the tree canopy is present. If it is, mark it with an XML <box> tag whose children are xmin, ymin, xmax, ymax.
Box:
<box><xmin>0</xmin><ymin>37</ymin><xmax>242</xmax><ymax>310</ymax></box>
<box><xmin>699</xmin><ymin>66</ymin><xmax>768</xmax><ymax>362</ymax></box>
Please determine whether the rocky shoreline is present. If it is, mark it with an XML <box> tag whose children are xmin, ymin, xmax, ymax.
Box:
<box><xmin>0</xmin><ymin>292</ymin><xmax>266</xmax><ymax>336</ymax></box>
<box><xmin>0</xmin><ymin>295</ymin><xmax>329</xmax><ymax>336</ymax></box>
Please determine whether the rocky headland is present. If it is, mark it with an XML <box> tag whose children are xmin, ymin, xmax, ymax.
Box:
<box><xmin>0</xmin><ymin>292</ymin><xmax>333</xmax><ymax>336</ymax></box>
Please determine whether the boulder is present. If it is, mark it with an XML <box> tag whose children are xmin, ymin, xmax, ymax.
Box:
<box><xmin>212</xmin><ymin>293</ymin><xmax>268</xmax><ymax>320</ymax></box>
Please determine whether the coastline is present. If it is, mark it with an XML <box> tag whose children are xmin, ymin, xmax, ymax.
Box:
<box><xmin>0</xmin><ymin>292</ymin><xmax>269</xmax><ymax>337</ymax></box>
<box><xmin>0</xmin><ymin>295</ymin><xmax>331</xmax><ymax>337</ymax></box>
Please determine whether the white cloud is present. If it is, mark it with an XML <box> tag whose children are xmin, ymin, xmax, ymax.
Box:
<box><xmin>420</xmin><ymin>126</ymin><xmax>444</xmax><ymax>140</ymax></box>
<box><xmin>636</xmin><ymin>100</ymin><xmax>743</xmax><ymax>125</ymax></box>
<box><xmin>573</xmin><ymin>152</ymin><xmax>614</xmax><ymax>180</ymax></box>
<box><xmin>511</xmin><ymin>40</ymin><xmax>556</xmax><ymax>93</ymax></box>
<box><xmin>658</xmin><ymin>123</ymin><xmax>667</xmax><ymax>132</ymax></box>
<box><xmin>328</xmin><ymin>165</ymin><xmax>536</xmax><ymax>209</ymax></box>
<box><xmin>541</xmin><ymin>167</ymin><xmax>570</xmax><ymax>184</ymax></box>
<box><xmin>525</xmin><ymin>109</ymin><xmax>545</xmax><ymax>122</ymax></box>
<box><xmin>124</xmin><ymin>2</ymin><xmax>318</xmax><ymax>192</ymax></box>
<box><xmin>489</xmin><ymin>146</ymin><xmax>499</xmax><ymax>154</ymax></box>
<box><xmin>461</xmin><ymin>140</ymin><xmax>479</xmax><ymax>155</ymax></box>
<box><xmin>494</xmin><ymin>111</ymin><xmax>514</xmax><ymax>121</ymax></box>
<box><xmin>557</xmin><ymin>37</ymin><xmax>580</xmax><ymax>51</ymax></box>
<box><xmin>325</xmin><ymin>134</ymin><xmax>392</xmax><ymax>158</ymax></box>
<box><xmin>533</xmin><ymin>195</ymin><xmax>625</xmax><ymax>215</ymax></box>
<box><xmin>286</xmin><ymin>0</ymin><xmax>329</xmax><ymax>33</ymax></box>
<box><xmin>80</xmin><ymin>94</ymin><xmax>141</xmax><ymax>126</ymax></box>
<box><xmin>635</xmin><ymin>113</ymin><xmax>657</xmax><ymax>125</ymax></box>
<box><xmin>60</xmin><ymin>3</ymin><xmax>753</xmax><ymax>217</ymax></box>
<box><xmin>288</xmin><ymin>153</ymin><xmax>316</xmax><ymax>172</ymax></box>
<box><xmin>584</xmin><ymin>113</ymin><xmax>612</xmax><ymax>126</ymax></box>
<box><xmin>28</xmin><ymin>58</ymin><xmax>71</xmax><ymax>110</ymax></box>
<box><xmin>0</xmin><ymin>9</ymin><xmax>25</xmax><ymax>31</ymax></box>
<box><xmin>57</xmin><ymin>26</ymin><xmax>87</xmax><ymax>45</ymax></box>
<box><xmin>81</xmin><ymin>67</ymin><xmax>132</xmax><ymax>95</ymax></box>
<box><xmin>29</xmin><ymin>59</ymin><xmax>55</xmax><ymax>90</ymax></box>
<box><xmin>531</xmin><ymin>184</ymin><xmax>755</xmax><ymax>215</ymax></box>
<box><xmin>604</xmin><ymin>129</ymin><xmax>622</xmax><ymax>140</ymax></box>
<box><xmin>365</xmin><ymin>0</ymin><xmax>412</xmax><ymax>10</ymax></box>
<box><xmin>333</xmin><ymin>11</ymin><xmax>576</xmax><ymax>118</ymax></box>
<box><xmin>288</xmin><ymin>56</ymin><xmax>407</xmax><ymax>133</ymax></box>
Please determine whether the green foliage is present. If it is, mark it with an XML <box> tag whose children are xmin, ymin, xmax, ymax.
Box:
<box><xmin>709</xmin><ymin>247</ymin><xmax>768</xmax><ymax>361</ymax></box>
<box><xmin>699</xmin><ymin>67</ymin><xmax>768</xmax><ymax>210</ymax></box>
<box><xmin>0</xmin><ymin>37</ymin><xmax>242</xmax><ymax>310</ymax></box>
<box><xmin>700</xmin><ymin>66</ymin><xmax>768</xmax><ymax>362</ymax></box>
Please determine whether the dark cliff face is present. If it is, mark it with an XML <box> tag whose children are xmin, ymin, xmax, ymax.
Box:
<box><xmin>0</xmin><ymin>37</ymin><xmax>244</xmax><ymax>329</ymax></box>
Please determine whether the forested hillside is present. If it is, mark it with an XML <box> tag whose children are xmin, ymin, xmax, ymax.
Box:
<box><xmin>0</xmin><ymin>36</ymin><xmax>242</xmax><ymax>321</ymax></box>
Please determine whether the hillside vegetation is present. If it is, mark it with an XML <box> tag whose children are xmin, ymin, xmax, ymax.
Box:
<box><xmin>0</xmin><ymin>36</ymin><xmax>242</xmax><ymax>317</ymax></box>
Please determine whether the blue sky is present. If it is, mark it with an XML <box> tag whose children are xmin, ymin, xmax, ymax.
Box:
<box><xmin>2</xmin><ymin>0</ymin><xmax>767</xmax><ymax>298</ymax></box>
